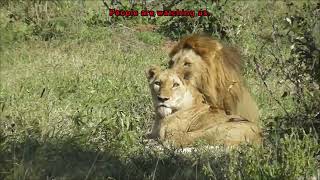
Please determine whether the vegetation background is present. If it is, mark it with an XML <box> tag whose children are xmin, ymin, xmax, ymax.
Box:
<box><xmin>0</xmin><ymin>0</ymin><xmax>319</xmax><ymax>179</ymax></box>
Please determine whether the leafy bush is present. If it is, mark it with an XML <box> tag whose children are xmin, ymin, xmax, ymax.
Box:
<box><xmin>238</xmin><ymin>1</ymin><xmax>320</xmax><ymax>135</ymax></box>
<box><xmin>158</xmin><ymin>1</ymin><xmax>230</xmax><ymax>40</ymax></box>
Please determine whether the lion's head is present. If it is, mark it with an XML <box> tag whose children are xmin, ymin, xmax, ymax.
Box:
<box><xmin>169</xmin><ymin>34</ymin><xmax>242</xmax><ymax>107</ymax></box>
<box><xmin>146</xmin><ymin>65</ymin><xmax>203</xmax><ymax>118</ymax></box>
<box><xmin>168</xmin><ymin>34</ymin><xmax>259</xmax><ymax>122</ymax></box>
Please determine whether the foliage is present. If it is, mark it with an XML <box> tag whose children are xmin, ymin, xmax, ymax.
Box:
<box><xmin>235</xmin><ymin>1</ymin><xmax>320</xmax><ymax>135</ymax></box>
<box><xmin>157</xmin><ymin>0</ymin><xmax>230</xmax><ymax>40</ymax></box>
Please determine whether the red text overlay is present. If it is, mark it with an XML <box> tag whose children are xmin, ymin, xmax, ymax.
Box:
<box><xmin>109</xmin><ymin>9</ymin><xmax>209</xmax><ymax>17</ymax></box>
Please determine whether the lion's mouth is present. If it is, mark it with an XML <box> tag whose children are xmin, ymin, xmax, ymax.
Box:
<box><xmin>157</xmin><ymin>104</ymin><xmax>179</xmax><ymax>117</ymax></box>
<box><xmin>158</xmin><ymin>104</ymin><xmax>169</xmax><ymax>108</ymax></box>
<box><xmin>157</xmin><ymin>105</ymin><xmax>173</xmax><ymax>117</ymax></box>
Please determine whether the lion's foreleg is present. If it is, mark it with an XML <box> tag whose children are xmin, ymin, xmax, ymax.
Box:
<box><xmin>159</xmin><ymin>116</ymin><xmax>192</xmax><ymax>140</ymax></box>
<box><xmin>146</xmin><ymin>118</ymin><xmax>161</xmax><ymax>139</ymax></box>
<box><xmin>159</xmin><ymin>114</ymin><xmax>208</xmax><ymax>147</ymax></box>
<box><xmin>163</xmin><ymin>130</ymin><xmax>207</xmax><ymax>147</ymax></box>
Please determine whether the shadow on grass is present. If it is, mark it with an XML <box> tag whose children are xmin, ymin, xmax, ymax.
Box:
<box><xmin>0</xmin><ymin>136</ymin><xmax>230</xmax><ymax>180</ymax></box>
<box><xmin>1</xmin><ymin>112</ymin><xmax>319</xmax><ymax>180</ymax></box>
<box><xmin>0</xmin><ymin>137</ymin><xmax>130</xmax><ymax>179</ymax></box>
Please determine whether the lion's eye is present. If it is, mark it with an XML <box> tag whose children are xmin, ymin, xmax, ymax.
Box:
<box><xmin>184</xmin><ymin>62</ymin><xmax>191</xmax><ymax>67</ymax></box>
<box><xmin>154</xmin><ymin>81</ymin><xmax>161</xmax><ymax>86</ymax></box>
<box><xmin>173</xmin><ymin>82</ymin><xmax>180</xmax><ymax>87</ymax></box>
<box><xmin>168</xmin><ymin>60</ymin><xmax>174</xmax><ymax>68</ymax></box>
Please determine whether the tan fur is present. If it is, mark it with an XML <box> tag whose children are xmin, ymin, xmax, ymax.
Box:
<box><xmin>146</xmin><ymin>66</ymin><xmax>262</xmax><ymax>147</ymax></box>
<box><xmin>169</xmin><ymin>34</ymin><xmax>260</xmax><ymax>123</ymax></box>
<box><xmin>145</xmin><ymin>66</ymin><xmax>204</xmax><ymax>138</ymax></box>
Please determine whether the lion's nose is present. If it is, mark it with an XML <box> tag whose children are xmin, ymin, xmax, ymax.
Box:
<box><xmin>157</xmin><ymin>95</ymin><xmax>169</xmax><ymax>102</ymax></box>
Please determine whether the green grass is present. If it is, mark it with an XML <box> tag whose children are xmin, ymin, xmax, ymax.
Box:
<box><xmin>0</xmin><ymin>0</ymin><xmax>319</xmax><ymax>179</ymax></box>
<box><xmin>137</xmin><ymin>31</ymin><xmax>163</xmax><ymax>45</ymax></box>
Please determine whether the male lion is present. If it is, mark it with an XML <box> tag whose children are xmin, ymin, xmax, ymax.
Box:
<box><xmin>168</xmin><ymin>34</ymin><xmax>260</xmax><ymax>123</ymax></box>
<box><xmin>146</xmin><ymin>65</ymin><xmax>262</xmax><ymax>147</ymax></box>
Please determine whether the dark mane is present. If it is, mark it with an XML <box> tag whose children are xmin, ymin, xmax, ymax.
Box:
<box><xmin>169</xmin><ymin>34</ymin><xmax>242</xmax><ymax>73</ymax></box>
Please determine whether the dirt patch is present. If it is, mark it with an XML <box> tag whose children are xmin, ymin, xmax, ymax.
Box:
<box><xmin>135</xmin><ymin>24</ymin><xmax>158</xmax><ymax>32</ymax></box>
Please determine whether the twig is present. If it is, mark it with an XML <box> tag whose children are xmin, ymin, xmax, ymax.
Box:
<box><xmin>85</xmin><ymin>151</ymin><xmax>101</xmax><ymax>180</ymax></box>
<box><xmin>102</xmin><ymin>0</ymin><xmax>110</xmax><ymax>9</ymax></box>
<box><xmin>118</xmin><ymin>23</ymin><xmax>136</xmax><ymax>32</ymax></box>
<box><xmin>152</xmin><ymin>157</ymin><xmax>160</xmax><ymax>180</ymax></box>
<box><xmin>221</xmin><ymin>0</ymin><xmax>229</xmax><ymax>7</ymax></box>
<box><xmin>253</xmin><ymin>56</ymin><xmax>290</xmax><ymax>117</ymax></box>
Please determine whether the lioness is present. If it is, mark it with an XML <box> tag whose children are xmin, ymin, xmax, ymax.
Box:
<box><xmin>146</xmin><ymin>65</ymin><xmax>262</xmax><ymax>147</ymax></box>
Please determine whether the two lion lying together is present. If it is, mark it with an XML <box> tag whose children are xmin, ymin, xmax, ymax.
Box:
<box><xmin>146</xmin><ymin>34</ymin><xmax>262</xmax><ymax>147</ymax></box>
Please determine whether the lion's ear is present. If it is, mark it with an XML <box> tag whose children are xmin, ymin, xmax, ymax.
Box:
<box><xmin>145</xmin><ymin>65</ymin><xmax>160</xmax><ymax>81</ymax></box>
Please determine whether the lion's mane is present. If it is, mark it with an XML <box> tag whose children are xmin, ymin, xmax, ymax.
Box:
<box><xmin>169</xmin><ymin>34</ymin><xmax>259</xmax><ymax>122</ymax></box>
